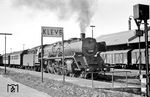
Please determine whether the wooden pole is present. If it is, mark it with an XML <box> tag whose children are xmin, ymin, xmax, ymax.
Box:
<box><xmin>144</xmin><ymin>19</ymin><xmax>150</xmax><ymax>97</ymax></box>
<box><xmin>0</xmin><ymin>33</ymin><xmax>12</xmax><ymax>74</ymax></box>
<box><xmin>41</xmin><ymin>28</ymin><xmax>43</xmax><ymax>82</ymax></box>
<box><xmin>62</xmin><ymin>30</ymin><xmax>65</xmax><ymax>83</ymax></box>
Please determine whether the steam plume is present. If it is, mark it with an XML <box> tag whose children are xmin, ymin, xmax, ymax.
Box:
<box><xmin>12</xmin><ymin>0</ymin><xmax>96</xmax><ymax>33</ymax></box>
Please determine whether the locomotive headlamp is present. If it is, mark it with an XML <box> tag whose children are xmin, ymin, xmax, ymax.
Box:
<box><xmin>133</xmin><ymin>4</ymin><xmax>149</xmax><ymax>20</ymax></box>
<box><xmin>86</xmin><ymin>68</ymin><xmax>90</xmax><ymax>71</ymax></box>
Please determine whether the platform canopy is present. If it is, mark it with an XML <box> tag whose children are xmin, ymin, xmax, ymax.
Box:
<box><xmin>96</xmin><ymin>30</ymin><xmax>150</xmax><ymax>46</ymax></box>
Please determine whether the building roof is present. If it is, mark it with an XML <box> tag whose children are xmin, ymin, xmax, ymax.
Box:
<box><xmin>96</xmin><ymin>30</ymin><xmax>150</xmax><ymax>46</ymax></box>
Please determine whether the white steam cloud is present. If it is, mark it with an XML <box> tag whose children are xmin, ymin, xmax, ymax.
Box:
<box><xmin>12</xmin><ymin>0</ymin><xmax>96</xmax><ymax>33</ymax></box>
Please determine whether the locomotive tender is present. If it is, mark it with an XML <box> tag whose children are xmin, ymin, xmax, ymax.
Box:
<box><xmin>22</xmin><ymin>46</ymin><xmax>41</xmax><ymax>70</ymax></box>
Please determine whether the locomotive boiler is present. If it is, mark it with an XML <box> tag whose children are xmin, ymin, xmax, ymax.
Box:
<box><xmin>42</xmin><ymin>34</ymin><xmax>107</xmax><ymax>78</ymax></box>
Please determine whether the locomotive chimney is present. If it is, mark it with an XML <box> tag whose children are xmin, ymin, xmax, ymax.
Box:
<box><xmin>80</xmin><ymin>33</ymin><xmax>85</xmax><ymax>40</ymax></box>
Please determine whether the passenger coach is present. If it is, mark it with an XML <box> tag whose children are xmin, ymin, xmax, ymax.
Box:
<box><xmin>9</xmin><ymin>50</ymin><xmax>26</xmax><ymax>68</ymax></box>
<box><xmin>2</xmin><ymin>53</ymin><xmax>10</xmax><ymax>66</ymax></box>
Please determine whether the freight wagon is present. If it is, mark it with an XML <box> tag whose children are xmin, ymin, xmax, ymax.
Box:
<box><xmin>131</xmin><ymin>49</ymin><xmax>150</xmax><ymax>70</ymax></box>
<box><xmin>100</xmin><ymin>48</ymin><xmax>150</xmax><ymax>69</ymax></box>
<box><xmin>100</xmin><ymin>50</ymin><xmax>131</xmax><ymax>68</ymax></box>
<box><xmin>0</xmin><ymin>55</ymin><xmax>3</xmax><ymax>66</ymax></box>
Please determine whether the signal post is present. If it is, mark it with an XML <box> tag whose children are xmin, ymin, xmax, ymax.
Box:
<box><xmin>133</xmin><ymin>4</ymin><xmax>150</xmax><ymax>96</ymax></box>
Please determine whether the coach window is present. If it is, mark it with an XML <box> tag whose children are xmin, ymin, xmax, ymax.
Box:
<box><xmin>132</xmin><ymin>52</ymin><xmax>136</xmax><ymax>61</ymax></box>
<box><xmin>16</xmin><ymin>55</ymin><xmax>18</xmax><ymax>59</ymax></box>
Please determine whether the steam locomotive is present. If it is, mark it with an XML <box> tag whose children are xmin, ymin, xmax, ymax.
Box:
<box><xmin>0</xmin><ymin>33</ymin><xmax>108</xmax><ymax>78</ymax></box>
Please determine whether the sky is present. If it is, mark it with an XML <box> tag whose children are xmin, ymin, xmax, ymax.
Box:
<box><xmin>0</xmin><ymin>0</ymin><xmax>150</xmax><ymax>54</ymax></box>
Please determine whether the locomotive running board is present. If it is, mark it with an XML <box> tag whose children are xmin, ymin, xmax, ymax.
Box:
<box><xmin>40</xmin><ymin>56</ymin><xmax>74</xmax><ymax>60</ymax></box>
<box><xmin>40</xmin><ymin>52</ymin><xmax>84</xmax><ymax>60</ymax></box>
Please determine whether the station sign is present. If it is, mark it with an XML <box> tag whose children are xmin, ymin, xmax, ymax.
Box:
<box><xmin>42</xmin><ymin>26</ymin><xmax>63</xmax><ymax>37</ymax></box>
<box><xmin>41</xmin><ymin>26</ymin><xmax>65</xmax><ymax>83</ymax></box>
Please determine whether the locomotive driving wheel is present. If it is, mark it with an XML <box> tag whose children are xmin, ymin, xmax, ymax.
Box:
<box><xmin>54</xmin><ymin>62</ymin><xmax>62</xmax><ymax>75</ymax></box>
<box><xmin>46</xmin><ymin>61</ymin><xmax>55</xmax><ymax>73</ymax></box>
<box><xmin>46</xmin><ymin>60</ymin><xmax>64</xmax><ymax>75</ymax></box>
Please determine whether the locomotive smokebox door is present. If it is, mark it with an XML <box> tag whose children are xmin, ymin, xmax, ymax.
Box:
<box><xmin>133</xmin><ymin>4</ymin><xmax>149</xmax><ymax>20</ymax></box>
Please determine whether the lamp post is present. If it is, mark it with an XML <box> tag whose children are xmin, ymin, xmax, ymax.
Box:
<box><xmin>0</xmin><ymin>33</ymin><xmax>12</xmax><ymax>74</ymax></box>
<box><xmin>90</xmin><ymin>25</ymin><xmax>95</xmax><ymax>38</ymax></box>
<box><xmin>10</xmin><ymin>48</ymin><xmax>12</xmax><ymax>53</ymax></box>
<box><xmin>23</xmin><ymin>44</ymin><xmax>25</xmax><ymax>50</ymax></box>
<box><xmin>128</xmin><ymin>16</ymin><xmax>133</xmax><ymax>30</ymax></box>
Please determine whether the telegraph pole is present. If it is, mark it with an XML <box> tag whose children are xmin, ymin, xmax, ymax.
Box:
<box><xmin>0</xmin><ymin>33</ymin><xmax>12</xmax><ymax>74</ymax></box>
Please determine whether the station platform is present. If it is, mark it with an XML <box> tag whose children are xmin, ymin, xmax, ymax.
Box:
<box><xmin>0</xmin><ymin>75</ymin><xmax>51</xmax><ymax>97</ymax></box>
